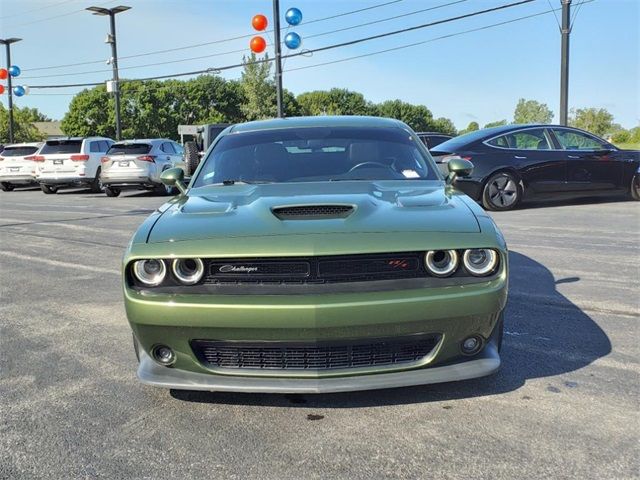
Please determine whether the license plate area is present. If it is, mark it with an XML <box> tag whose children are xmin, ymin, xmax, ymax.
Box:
<box><xmin>9</xmin><ymin>167</ymin><xmax>20</xmax><ymax>172</ymax></box>
<box><xmin>118</xmin><ymin>161</ymin><xmax>130</xmax><ymax>167</ymax></box>
<box><xmin>53</xmin><ymin>159</ymin><xmax>64</xmax><ymax>165</ymax></box>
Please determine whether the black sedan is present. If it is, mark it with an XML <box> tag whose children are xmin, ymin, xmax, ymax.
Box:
<box><xmin>430</xmin><ymin>124</ymin><xmax>640</xmax><ymax>210</ymax></box>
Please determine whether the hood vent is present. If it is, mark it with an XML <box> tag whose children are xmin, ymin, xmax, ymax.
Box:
<box><xmin>272</xmin><ymin>205</ymin><xmax>354</xmax><ymax>220</ymax></box>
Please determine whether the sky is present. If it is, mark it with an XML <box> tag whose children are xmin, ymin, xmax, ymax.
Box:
<box><xmin>0</xmin><ymin>0</ymin><xmax>638</xmax><ymax>130</ymax></box>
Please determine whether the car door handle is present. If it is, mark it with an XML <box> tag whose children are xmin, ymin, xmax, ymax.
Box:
<box><xmin>568</xmin><ymin>155</ymin><xmax>580</xmax><ymax>159</ymax></box>
<box><xmin>514</xmin><ymin>155</ymin><xmax>527</xmax><ymax>159</ymax></box>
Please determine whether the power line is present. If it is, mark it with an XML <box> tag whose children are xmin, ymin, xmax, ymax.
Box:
<box><xmin>286</xmin><ymin>3</ymin><xmax>595</xmax><ymax>73</ymax></box>
<box><xmin>28</xmin><ymin>0</ymin><xmax>537</xmax><ymax>89</ymax></box>
<box><xmin>0</xmin><ymin>0</ymin><xmax>78</xmax><ymax>19</ymax></box>
<box><xmin>27</xmin><ymin>1</ymin><xmax>595</xmax><ymax>97</ymax></box>
<box><xmin>9</xmin><ymin>0</ymin><xmax>118</xmax><ymax>28</ymax></box>
<box><xmin>22</xmin><ymin>0</ymin><xmax>405</xmax><ymax>72</ymax></box>
<box><xmin>21</xmin><ymin>0</ymin><xmax>468</xmax><ymax>80</ymax></box>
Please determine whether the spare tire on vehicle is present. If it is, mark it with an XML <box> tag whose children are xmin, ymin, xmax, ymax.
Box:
<box><xmin>184</xmin><ymin>141</ymin><xmax>200</xmax><ymax>177</ymax></box>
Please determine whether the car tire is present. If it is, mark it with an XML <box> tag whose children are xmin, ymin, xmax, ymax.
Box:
<box><xmin>0</xmin><ymin>182</ymin><xmax>15</xmax><ymax>192</ymax></box>
<box><xmin>184</xmin><ymin>141</ymin><xmax>200</xmax><ymax>176</ymax></box>
<box><xmin>630</xmin><ymin>173</ymin><xmax>640</xmax><ymax>201</ymax></box>
<box><xmin>482</xmin><ymin>171</ymin><xmax>522</xmax><ymax>211</ymax></box>
<box><xmin>90</xmin><ymin>167</ymin><xmax>104</xmax><ymax>193</ymax></box>
<box><xmin>104</xmin><ymin>186</ymin><xmax>121</xmax><ymax>197</ymax></box>
<box><xmin>40</xmin><ymin>184</ymin><xmax>58</xmax><ymax>194</ymax></box>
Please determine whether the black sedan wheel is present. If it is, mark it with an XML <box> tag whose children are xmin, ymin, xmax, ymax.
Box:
<box><xmin>40</xmin><ymin>184</ymin><xmax>58</xmax><ymax>194</ymax></box>
<box><xmin>0</xmin><ymin>182</ymin><xmax>15</xmax><ymax>192</ymax></box>
<box><xmin>482</xmin><ymin>172</ymin><xmax>521</xmax><ymax>211</ymax></box>
<box><xmin>631</xmin><ymin>174</ymin><xmax>640</xmax><ymax>201</ymax></box>
<box><xmin>104</xmin><ymin>186</ymin><xmax>121</xmax><ymax>197</ymax></box>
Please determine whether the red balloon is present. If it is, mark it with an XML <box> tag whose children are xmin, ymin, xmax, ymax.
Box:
<box><xmin>0</xmin><ymin>84</ymin><xmax>4</xmax><ymax>95</ymax></box>
<box><xmin>0</xmin><ymin>68</ymin><xmax>8</xmax><ymax>80</ymax></box>
<box><xmin>250</xmin><ymin>36</ymin><xmax>267</xmax><ymax>54</ymax></box>
<box><xmin>252</xmin><ymin>14</ymin><xmax>268</xmax><ymax>31</ymax></box>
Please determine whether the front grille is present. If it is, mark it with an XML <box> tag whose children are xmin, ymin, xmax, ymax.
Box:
<box><xmin>272</xmin><ymin>205</ymin><xmax>353</xmax><ymax>219</ymax></box>
<box><xmin>191</xmin><ymin>335</ymin><xmax>440</xmax><ymax>371</ymax></box>
<box><xmin>205</xmin><ymin>252</ymin><xmax>425</xmax><ymax>285</ymax></box>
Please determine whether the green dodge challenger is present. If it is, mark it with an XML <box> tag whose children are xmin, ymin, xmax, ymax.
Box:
<box><xmin>124</xmin><ymin>116</ymin><xmax>508</xmax><ymax>393</ymax></box>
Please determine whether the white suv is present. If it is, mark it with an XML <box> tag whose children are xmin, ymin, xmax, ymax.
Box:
<box><xmin>0</xmin><ymin>142</ymin><xmax>43</xmax><ymax>191</ymax></box>
<box><xmin>36</xmin><ymin>137</ymin><xmax>114</xmax><ymax>194</ymax></box>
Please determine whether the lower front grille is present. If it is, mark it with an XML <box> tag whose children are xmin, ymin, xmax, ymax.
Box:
<box><xmin>191</xmin><ymin>335</ymin><xmax>440</xmax><ymax>372</ymax></box>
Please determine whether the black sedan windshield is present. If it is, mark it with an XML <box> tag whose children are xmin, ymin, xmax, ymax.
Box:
<box><xmin>193</xmin><ymin>127</ymin><xmax>437</xmax><ymax>186</ymax></box>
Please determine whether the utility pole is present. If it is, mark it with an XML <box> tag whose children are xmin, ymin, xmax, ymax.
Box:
<box><xmin>272</xmin><ymin>0</ymin><xmax>284</xmax><ymax>118</ymax></box>
<box><xmin>0</xmin><ymin>38</ymin><xmax>22</xmax><ymax>144</ymax></box>
<box><xmin>559</xmin><ymin>0</ymin><xmax>571</xmax><ymax>126</ymax></box>
<box><xmin>86</xmin><ymin>5</ymin><xmax>131</xmax><ymax>140</ymax></box>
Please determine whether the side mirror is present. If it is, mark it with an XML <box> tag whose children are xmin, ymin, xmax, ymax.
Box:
<box><xmin>161</xmin><ymin>167</ymin><xmax>187</xmax><ymax>195</ymax></box>
<box><xmin>446</xmin><ymin>158</ymin><xmax>474</xmax><ymax>185</ymax></box>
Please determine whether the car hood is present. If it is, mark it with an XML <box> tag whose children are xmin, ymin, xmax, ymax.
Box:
<box><xmin>146</xmin><ymin>181</ymin><xmax>480</xmax><ymax>244</ymax></box>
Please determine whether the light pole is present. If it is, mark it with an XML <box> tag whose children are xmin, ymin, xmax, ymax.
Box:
<box><xmin>86</xmin><ymin>5</ymin><xmax>130</xmax><ymax>140</ymax></box>
<box><xmin>0</xmin><ymin>37</ymin><xmax>22</xmax><ymax>143</ymax></box>
<box><xmin>559</xmin><ymin>0</ymin><xmax>571</xmax><ymax>126</ymax></box>
<box><xmin>272</xmin><ymin>0</ymin><xmax>284</xmax><ymax>118</ymax></box>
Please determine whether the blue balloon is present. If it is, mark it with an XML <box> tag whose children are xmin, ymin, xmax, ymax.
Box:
<box><xmin>285</xmin><ymin>7</ymin><xmax>302</xmax><ymax>26</ymax></box>
<box><xmin>284</xmin><ymin>32</ymin><xmax>302</xmax><ymax>50</ymax></box>
<box><xmin>9</xmin><ymin>65</ymin><xmax>21</xmax><ymax>77</ymax></box>
<box><xmin>13</xmin><ymin>85</ymin><xmax>25</xmax><ymax>97</ymax></box>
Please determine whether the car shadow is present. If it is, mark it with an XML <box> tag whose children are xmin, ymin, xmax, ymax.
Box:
<box><xmin>520</xmin><ymin>194</ymin><xmax>631</xmax><ymax>210</ymax></box>
<box><xmin>170</xmin><ymin>251</ymin><xmax>611</xmax><ymax>407</ymax></box>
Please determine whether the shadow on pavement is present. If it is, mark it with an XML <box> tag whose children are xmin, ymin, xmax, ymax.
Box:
<box><xmin>170</xmin><ymin>251</ymin><xmax>611</xmax><ymax>407</ymax></box>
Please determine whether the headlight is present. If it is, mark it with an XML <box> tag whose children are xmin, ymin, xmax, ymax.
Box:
<box><xmin>172</xmin><ymin>258</ymin><xmax>204</xmax><ymax>285</ymax></box>
<box><xmin>463</xmin><ymin>249</ymin><xmax>499</xmax><ymax>276</ymax></box>
<box><xmin>425</xmin><ymin>250</ymin><xmax>458</xmax><ymax>277</ymax></box>
<box><xmin>133</xmin><ymin>259</ymin><xmax>166</xmax><ymax>286</ymax></box>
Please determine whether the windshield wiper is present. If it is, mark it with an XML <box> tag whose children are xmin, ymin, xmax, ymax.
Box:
<box><xmin>219</xmin><ymin>179</ymin><xmax>273</xmax><ymax>185</ymax></box>
<box><xmin>328</xmin><ymin>178</ymin><xmax>371</xmax><ymax>182</ymax></box>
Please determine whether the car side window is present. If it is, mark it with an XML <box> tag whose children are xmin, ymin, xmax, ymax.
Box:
<box><xmin>173</xmin><ymin>142</ymin><xmax>184</xmax><ymax>155</ymax></box>
<box><xmin>161</xmin><ymin>142</ymin><xmax>176</xmax><ymax>154</ymax></box>
<box><xmin>90</xmin><ymin>142</ymin><xmax>101</xmax><ymax>153</ymax></box>
<box><xmin>552</xmin><ymin>129</ymin><xmax>608</xmax><ymax>151</ymax></box>
<box><xmin>488</xmin><ymin>129</ymin><xmax>550</xmax><ymax>150</ymax></box>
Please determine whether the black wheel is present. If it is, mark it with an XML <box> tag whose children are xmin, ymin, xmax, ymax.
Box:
<box><xmin>0</xmin><ymin>182</ymin><xmax>15</xmax><ymax>192</ymax></box>
<box><xmin>40</xmin><ymin>184</ymin><xmax>58</xmax><ymax>194</ymax></box>
<box><xmin>184</xmin><ymin>141</ymin><xmax>200</xmax><ymax>176</ymax></box>
<box><xmin>630</xmin><ymin>173</ymin><xmax>640</xmax><ymax>201</ymax></box>
<box><xmin>104</xmin><ymin>186</ymin><xmax>121</xmax><ymax>197</ymax></box>
<box><xmin>90</xmin><ymin>167</ymin><xmax>104</xmax><ymax>193</ymax></box>
<box><xmin>482</xmin><ymin>171</ymin><xmax>522</xmax><ymax>211</ymax></box>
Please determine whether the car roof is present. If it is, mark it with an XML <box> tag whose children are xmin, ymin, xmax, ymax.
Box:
<box><xmin>45</xmin><ymin>136</ymin><xmax>112</xmax><ymax>142</ymax></box>
<box><xmin>416</xmin><ymin>132</ymin><xmax>453</xmax><ymax>136</ymax></box>
<box><xmin>112</xmin><ymin>139</ymin><xmax>172</xmax><ymax>144</ymax></box>
<box><xmin>2</xmin><ymin>142</ymin><xmax>43</xmax><ymax>148</ymax></box>
<box><xmin>228</xmin><ymin>115</ymin><xmax>406</xmax><ymax>134</ymax></box>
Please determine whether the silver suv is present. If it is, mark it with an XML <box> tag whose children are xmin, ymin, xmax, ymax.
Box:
<box><xmin>100</xmin><ymin>139</ymin><xmax>186</xmax><ymax>197</ymax></box>
<box><xmin>36</xmin><ymin>137</ymin><xmax>114</xmax><ymax>194</ymax></box>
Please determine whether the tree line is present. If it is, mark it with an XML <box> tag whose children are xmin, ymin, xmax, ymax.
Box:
<box><xmin>1</xmin><ymin>55</ymin><xmax>637</xmax><ymax>145</ymax></box>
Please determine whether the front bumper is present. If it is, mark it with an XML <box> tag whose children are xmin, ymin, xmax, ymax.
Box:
<box><xmin>137</xmin><ymin>340</ymin><xmax>500</xmax><ymax>393</ymax></box>
<box><xmin>126</xmin><ymin>269</ymin><xmax>507</xmax><ymax>391</ymax></box>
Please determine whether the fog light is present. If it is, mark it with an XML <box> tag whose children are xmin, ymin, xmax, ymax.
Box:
<box><xmin>461</xmin><ymin>336</ymin><xmax>483</xmax><ymax>355</ymax></box>
<box><xmin>152</xmin><ymin>345</ymin><xmax>176</xmax><ymax>366</ymax></box>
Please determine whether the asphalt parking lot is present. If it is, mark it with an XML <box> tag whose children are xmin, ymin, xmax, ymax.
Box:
<box><xmin>1</xmin><ymin>188</ymin><xmax>638</xmax><ymax>480</ymax></box>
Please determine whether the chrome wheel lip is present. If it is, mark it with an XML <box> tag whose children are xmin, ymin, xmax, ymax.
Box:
<box><xmin>488</xmin><ymin>175</ymin><xmax>518</xmax><ymax>207</ymax></box>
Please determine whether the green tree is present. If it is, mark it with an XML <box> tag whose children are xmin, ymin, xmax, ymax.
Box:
<box><xmin>484</xmin><ymin>119</ymin><xmax>507</xmax><ymax>128</ymax></box>
<box><xmin>459</xmin><ymin>121</ymin><xmax>480</xmax><ymax>135</ymax></box>
<box><xmin>431</xmin><ymin>117</ymin><xmax>457</xmax><ymax>135</ymax></box>
<box><xmin>569</xmin><ymin>107</ymin><xmax>614</xmax><ymax>136</ymax></box>
<box><xmin>297</xmin><ymin>88</ymin><xmax>375</xmax><ymax>116</ymax></box>
<box><xmin>376</xmin><ymin>99</ymin><xmax>435</xmax><ymax>131</ymax></box>
<box><xmin>513</xmin><ymin>98</ymin><xmax>553</xmax><ymax>124</ymax></box>
<box><xmin>0</xmin><ymin>104</ymin><xmax>50</xmax><ymax>143</ymax></box>
<box><xmin>240</xmin><ymin>53</ymin><xmax>277</xmax><ymax>120</ymax></box>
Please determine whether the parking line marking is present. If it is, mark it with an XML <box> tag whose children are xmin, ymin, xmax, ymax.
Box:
<box><xmin>0</xmin><ymin>251</ymin><xmax>120</xmax><ymax>275</ymax></box>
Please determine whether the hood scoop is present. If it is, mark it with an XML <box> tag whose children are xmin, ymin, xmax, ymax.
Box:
<box><xmin>272</xmin><ymin>204</ymin><xmax>354</xmax><ymax>220</ymax></box>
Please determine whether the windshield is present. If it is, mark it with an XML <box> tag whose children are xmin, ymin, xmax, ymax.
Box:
<box><xmin>193</xmin><ymin>126</ymin><xmax>437</xmax><ymax>187</ymax></box>
<box><xmin>107</xmin><ymin>143</ymin><xmax>152</xmax><ymax>155</ymax></box>
<box><xmin>41</xmin><ymin>140</ymin><xmax>82</xmax><ymax>155</ymax></box>
<box><xmin>1</xmin><ymin>146</ymin><xmax>39</xmax><ymax>157</ymax></box>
